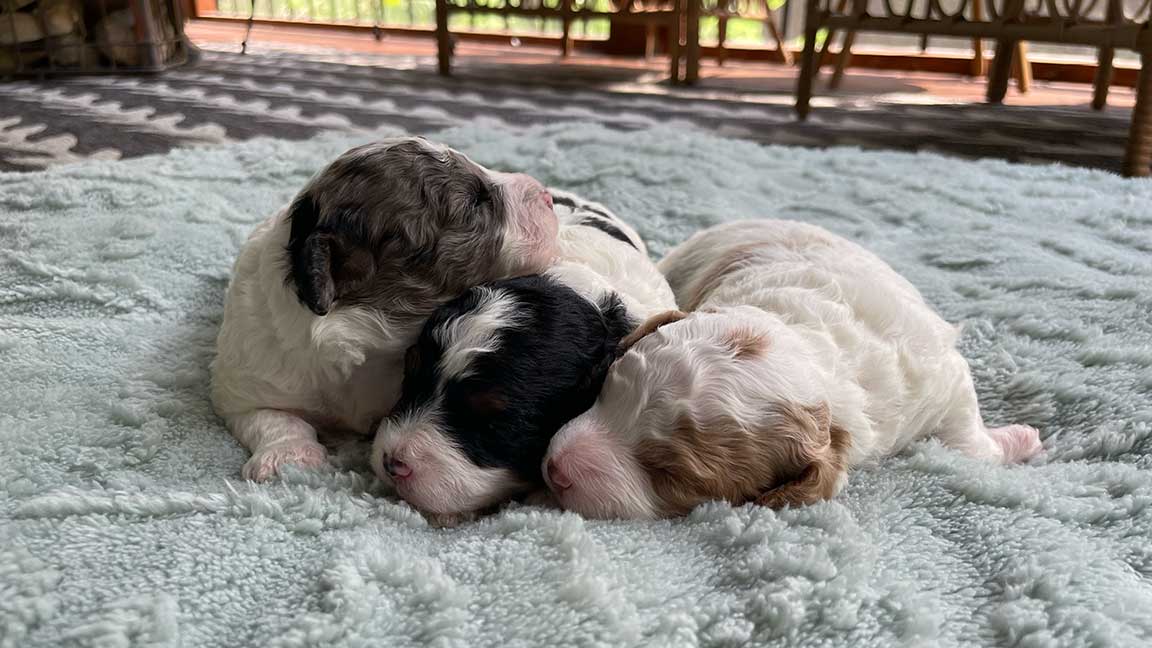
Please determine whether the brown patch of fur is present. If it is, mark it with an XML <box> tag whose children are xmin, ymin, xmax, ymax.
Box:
<box><xmin>683</xmin><ymin>243</ymin><xmax>770</xmax><ymax>311</ymax></box>
<box><xmin>617</xmin><ymin>310</ymin><xmax>687</xmax><ymax>355</ymax></box>
<box><xmin>755</xmin><ymin>404</ymin><xmax>851</xmax><ymax>509</ymax></box>
<box><xmin>634</xmin><ymin>402</ymin><xmax>850</xmax><ymax>516</ymax></box>
<box><xmin>724</xmin><ymin>326</ymin><xmax>770</xmax><ymax>359</ymax></box>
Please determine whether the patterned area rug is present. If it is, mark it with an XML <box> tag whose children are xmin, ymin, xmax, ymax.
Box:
<box><xmin>0</xmin><ymin>48</ymin><xmax>1141</xmax><ymax>173</ymax></box>
<box><xmin>3</xmin><ymin>123</ymin><xmax>1152</xmax><ymax>647</ymax></box>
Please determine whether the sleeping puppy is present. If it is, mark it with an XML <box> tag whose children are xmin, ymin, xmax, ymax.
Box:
<box><xmin>371</xmin><ymin>194</ymin><xmax>677</xmax><ymax>520</ymax></box>
<box><xmin>210</xmin><ymin>137</ymin><xmax>559</xmax><ymax>481</ymax></box>
<box><xmin>543</xmin><ymin>219</ymin><xmax>1043</xmax><ymax>519</ymax></box>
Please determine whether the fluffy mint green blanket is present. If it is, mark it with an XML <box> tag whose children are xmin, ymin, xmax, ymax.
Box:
<box><xmin>2</xmin><ymin>123</ymin><xmax>1151</xmax><ymax>647</ymax></box>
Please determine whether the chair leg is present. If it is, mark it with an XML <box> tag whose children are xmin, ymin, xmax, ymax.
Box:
<box><xmin>816</xmin><ymin>29</ymin><xmax>837</xmax><ymax>71</ymax></box>
<box><xmin>645</xmin><ymin>25</ymin><xmax>656</xmax><ymax>60</ymax></box>
<box><xmin>970</xmin><ymin>0</ymin><xmax>986</xmax><ymax>77</ymax></box>
<box><xmin>767</xmin><ymin>17</ymin><xmax>793</xmax><ymax>66</ymax></box>
<box><xmin>561</xmin><ymin>10</ymin><xmax>572</xmax><ymax>57</ymax></box>
<box><xmin>436</xmin><ymin>0</ymin><xmax>451</xmax><ymax>76</ymax></box>
<box><xmin>1012</xmin><ymin>41</ymin><xmax>1031</xmax><ymax>93</ymax></box>
<box><xmin>1093</xmin><ymin>46</ymin><xmax>1115</xmax><ymax>110</ymax></box>
<box><xmin>1095</xmin><ymin>0</ymin><xmax>1123</xmax><ymax>110</ymax></box>
<box><xmin>1123</xmin><ymin>51</ymin><xmax>1152</xmax><ymax>178</ymax></box>
<box><xmin>684</xmin><ymin>0</ymin><xmax>701</xmax><ymax>84</ymax></box>
<box><xmin>971</xmin><ymin>38</ymin><xmax>986</xmax><ymax>77</ymax></box>
<box><xmin>987</xmin><ymin>38</ymin><xmax>1017</xmax><ymax>103</ymax></box>
<box><xmin>669</xmin><ymin>16</ymin><xmax>683</xmax><ymax>85</ymax></box>
<box><xmin>815</xmin><ymin>0</ymin><xmax>847</xmax><ymax>72</ymax></box>
<box><xmin>796</xmin><ymin>0</ymin><xmax>820</xmax><ymax>120</ymax></box>
<box><xmin>717</xmin><ymin>17</ymin><xmax>728</xmax><ymax>67</ymax></box>
<box><xmin>762</xmin><ymin>0</ymin><xmax>792</xmax><ymax>65</ymax></box>
<box><xmin>829</xmin><ymin>30</ymin><xmax>854</xmax><ymax>89</ymax></box>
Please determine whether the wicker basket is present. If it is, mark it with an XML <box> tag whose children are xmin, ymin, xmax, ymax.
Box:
<box><xmin>1</xmin><ymin>0</ymin><xmax>189</xmax><ymax>78</ymax></box>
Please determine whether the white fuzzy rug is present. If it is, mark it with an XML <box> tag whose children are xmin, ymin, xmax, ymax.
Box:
<box><xmin>2</xmin><ymin>122</ymin><xmax>1152</xmax><ymax>648</ymax></box>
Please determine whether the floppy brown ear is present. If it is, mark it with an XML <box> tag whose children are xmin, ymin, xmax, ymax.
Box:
<box><xmin>755</xmin><ymin>403</ymin><xmax>851</xmax><ymax>509</ymax></box>
<box><xmin>617</xmin><ymin>310</ymin><xmax>687</xmax><ymax>355</ymax></box>
<box><xmin>286</xmin><ymin>194</ymin><xmax>376</xmax><ymax>316</ymax></box>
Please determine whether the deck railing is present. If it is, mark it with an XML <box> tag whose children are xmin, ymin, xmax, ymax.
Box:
<box><xmin>199</xmin><ymin>0</ymin><xmax>802</xmax><ymax>49</ymax></box>
<box><xmin>193</xmin><ymin>0</ymin><xmax>1142</xmax><ymax>79</ymax></box>
<box><xmin>212</xmin><ymin>0</ymin><xmax>439</xmax><ymax>28</ymax></box>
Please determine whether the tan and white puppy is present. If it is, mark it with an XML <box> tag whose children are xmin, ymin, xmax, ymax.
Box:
<box><xmin>211</xmin><ymin>138</ymin><xmax>559</xmax><ymax>481</ymax></box>
<box><xmin>543</xmin><ymin>219</ymin><xmax>1042</xmax><ymax>519</ymax></box>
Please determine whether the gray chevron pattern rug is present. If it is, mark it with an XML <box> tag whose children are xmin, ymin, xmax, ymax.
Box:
<box><xmin>0</xmin><ymin>48</ymin><xmax>1140</xmax><ymax>173</ymax></box>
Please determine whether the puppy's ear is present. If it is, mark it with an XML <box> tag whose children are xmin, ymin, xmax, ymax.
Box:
<box><xmin>755</xmin><ymin>403</ymin><xmax>850</xmax><ymax>509</ymax></box>
<box><xmin>578</xmin><ymin>294</ymin><xmax>638</xmax><ymax>396</ymax></box>
<box><xmin>598</xmin><ymin>293</ymin><xmax>639</xmax><ymax>344</ymax></box>
<box><xmin>617</xmin><ymin>310</ymin><xmax>687</xmax><ymax>355</ymax></box>
<box><xmin>287</xmin><ymin>194</ymin><xmax>334</xmax><ymax>315</ymax></box>
<box><xmin>286</xmin><ymin>194</ymin><xmax>376</xmax><ymax>316</ymax></box>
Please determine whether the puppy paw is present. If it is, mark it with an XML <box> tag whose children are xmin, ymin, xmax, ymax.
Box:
<box><xmin>423</xmin><ymin>510</ymin><xmax>478</xmax><ymax>528</ymax></box>
<box><xmin>243</xmin><ymin>440</ymin><xmax>331</xmax><ymax>481</ymax></box>
<box><xmin>988</xmin><ymin>424</ymin><xmax>1043</xmax><ymax>464</ymax></box>
<box><xmin>520</xmin><ymin>490</ymin><xmax>561</xmax><ymax>509</ymax></box>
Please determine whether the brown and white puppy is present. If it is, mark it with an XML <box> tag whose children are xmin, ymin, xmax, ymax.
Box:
<box><xmin>543</xmin><ymin>220</ymin><xmax>1042</xmax><ymax>519</ymax></box>
<box><xmin>210</xmin><ymin>137</ymin><xmax>559</xmax><ymax>481</ymax></box>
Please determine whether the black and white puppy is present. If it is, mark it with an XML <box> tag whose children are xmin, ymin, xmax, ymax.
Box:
<box><xmin>371</xmin><ymin>193</ymin><xmax>677</xmax><ymax>519</ymax></box>
<box><xmin>211</xmin><ymin>138</ymin><xmax>559</xmax><ymax>481</ymax></box>
<box><xmin>375</xmin><ymin>276</ymin><xmax>633</xmax><ymax>517</ymax></box>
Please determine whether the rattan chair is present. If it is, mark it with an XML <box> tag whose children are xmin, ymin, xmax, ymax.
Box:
<box><xmin>0</xmin><ymin>0</ymin><xmax>188</xmax><ymax>78</ymax></box>
<box><xmin>794</xmin><ymin>0</ymin><xmax>1152</xmax><ymax>177</ymax></box>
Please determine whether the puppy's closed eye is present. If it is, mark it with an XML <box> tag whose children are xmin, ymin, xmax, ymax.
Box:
<box><xmin>468</xmin><ymin>389</ymin><xmax>508</xmax><ymax>417</ymax></box>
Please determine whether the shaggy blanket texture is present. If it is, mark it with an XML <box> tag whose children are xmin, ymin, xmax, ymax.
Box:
<box><xmin>2</xmin><ymin>123</ymin><xmax>1151</xmax><ymax>648</ymax></box>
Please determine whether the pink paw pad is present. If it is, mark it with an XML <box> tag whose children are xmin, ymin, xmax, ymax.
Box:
<box><xmin>988</xmin><ymin>424</ymin><xmax>1043</xmax><ymax>463</ymax></box>
<box><xmin>243</xmin><ymin>441</ymin><xmax>331</xmax><ymax>481</ymax></box>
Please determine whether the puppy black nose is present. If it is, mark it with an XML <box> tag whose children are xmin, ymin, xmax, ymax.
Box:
<box><xmin>384</xmin><ymin>456</ymin><xmax>412</xmax><ymax>479</ymax></box>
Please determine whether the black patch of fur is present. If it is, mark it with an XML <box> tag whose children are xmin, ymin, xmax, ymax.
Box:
<box><xmin>550</xmin><ymin>194</ymin><xmax>578</xmax><ymax>208</ymax></box>
<box><xmin>578</xmin><ymin>215</ymin><xmax>638</xmax><ymax>250</ymax></box>
<box><xmin>285</xmin><ymin>192</ymin><xmax>336</xmax><ymax>316</ymax></box>
<box><xmin>392</xmin><ymin>275</ymin><xmax>637</xmax><ymax>484</ymax></box>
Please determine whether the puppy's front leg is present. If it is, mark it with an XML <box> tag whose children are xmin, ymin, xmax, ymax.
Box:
<box><xmin>228</xmin><ymin>409</ymin><xmax>331</xmax><ymax>481</ymax></box>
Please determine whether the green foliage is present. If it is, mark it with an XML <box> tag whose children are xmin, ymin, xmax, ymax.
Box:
<box><xmin>213</xmin><ymin>0</ymin><xmax>787</xmax><ymax>45</ymax></box>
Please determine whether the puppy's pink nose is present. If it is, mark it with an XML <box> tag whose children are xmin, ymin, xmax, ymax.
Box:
<box><xmin>546</xmin><ymin>458</ymin><xmax>571</xmax><ymax>491</ymax></box>
<box><xmin>385</xmin><ymin>457</ymin><xmax>412</xmax><ymax>479</ymax></box>
<box><xmin>541</xmin><ymin>190</ymin><xmax>553</xmax><ymax>209</ymax></box>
